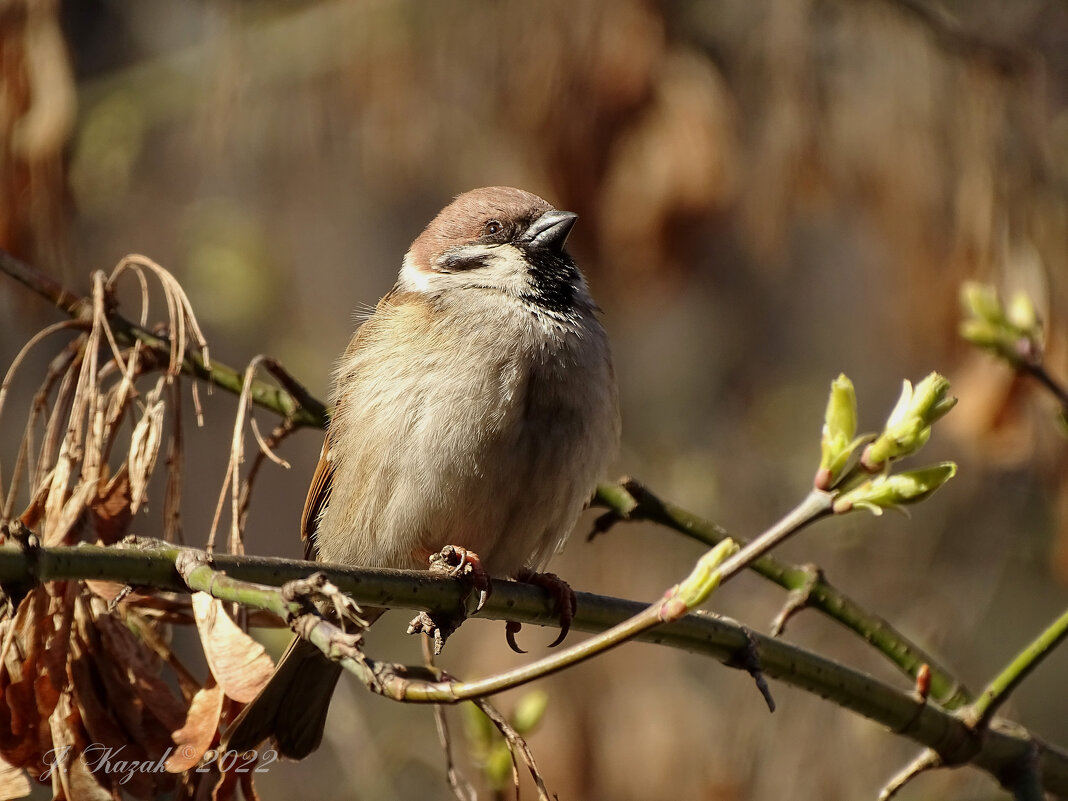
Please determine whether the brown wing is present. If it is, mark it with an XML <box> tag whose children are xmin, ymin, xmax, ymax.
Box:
<box><xmin>300</xmin><ymin>286</ymin><xmax>405</xmax><ymax>561</ymax></box>
<box><xmin>301</xmin><ymin>436</ymin><xmax>335</xmax><ymax>560</ymax></box>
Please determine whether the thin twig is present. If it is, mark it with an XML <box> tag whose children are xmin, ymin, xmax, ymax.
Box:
<box><xmin>423</xmin><ymin>637</ymin><xmax>478</xmax><ymax>801</ymax></box>
<box><xmin>878</xmin><ymin>749</ymin><xmax>941</xmax><ymax>801</ymax></box>
<box><xmin>0</xmin><ymin>249</ymin><xmax>325</xmax><ymax>429</ymax></box>
<box><xmin>592</xmin><ymin>479</ymin><xmax>971</xmax><ymax>706</ymax></box>
<box><xmin>963</xmin><ymin>605</ymin><xmax>1068</xmax><ymax>730</ymax></box>
<box><xmin>472</xmin><ymin>699</ymin><xmax>552</xmax><ymax>801</ymax></box>
<box><xmin>1021</xmin><ymin>362</ymin><xmax>1068</xmax><ymax>416</ymax></box>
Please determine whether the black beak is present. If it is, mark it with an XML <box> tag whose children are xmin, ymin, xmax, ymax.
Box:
<box><xmin>523</xmin><ymin>210</ymin><xmax>578</xmax><ymax>253</ymax></box>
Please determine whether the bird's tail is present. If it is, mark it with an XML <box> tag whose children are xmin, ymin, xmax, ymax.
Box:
<box><xmin>223</xmin><ymin>607</ymin><xmax>384</xmax><ymax>760</ymax></box>
<box><xmin>223</xmin><ymin>637</ymin><xmax>341</xmax><ymax>760</ymax></box>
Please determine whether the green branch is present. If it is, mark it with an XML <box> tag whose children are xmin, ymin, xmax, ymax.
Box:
<box><xmin>1</xmin><ymin>542</ymin><xmax>1065</xmax><ymax>795</ymax></box>
<box><xmin>964</xmin><ymin>605</ymin><xmax>1068</xmax><ymax>729</ymax></box>
<box><xmin>593</xmin><ymin>479</ymin><xmax>971</xmax><ymax>707</ymax></box>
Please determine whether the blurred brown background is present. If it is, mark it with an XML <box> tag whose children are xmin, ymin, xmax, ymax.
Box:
<box><xmin>3</xmin><ymin>1</ymin><xmax>1068</xmax><ymax>799</ymax></box>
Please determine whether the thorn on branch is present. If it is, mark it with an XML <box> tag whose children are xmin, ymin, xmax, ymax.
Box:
<box><xmin>725</xmin><ymin>626</ymin><xmax>776</xmax><ymax>713</ymax></box>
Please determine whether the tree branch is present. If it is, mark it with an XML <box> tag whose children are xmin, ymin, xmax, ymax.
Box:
<box><xmin>1</xmin><ymin>541</ymin><xmax>1065</xmax><ymax>795</ymax></box>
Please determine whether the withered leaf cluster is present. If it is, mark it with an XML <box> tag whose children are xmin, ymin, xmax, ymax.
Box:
<box><xmin>0</xmin><ymin>259</ymin><xmax>281</xmax><ymax>800</ymax></box>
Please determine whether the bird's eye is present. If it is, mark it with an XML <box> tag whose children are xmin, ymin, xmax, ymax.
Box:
<box><xmin>484</xmin><ymin>220</ymin><xmax>502</xmax><ymax>236</ymax></box>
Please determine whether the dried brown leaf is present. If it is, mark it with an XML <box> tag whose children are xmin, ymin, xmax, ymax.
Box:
<box><xmin>47</xmin><ymin>691</ymin><xmax>113</xmax><ymax>801</ymax></box>
<box><xmin>41</xmin><ymin>582</ymin><xmax>76</xmax><ymax>698</ymax></box>
<box><xmin>88</xmin><ymin>470</ymin><xmax>132</xmax><ymax>545</ymax></box>
<box><xmin>165</xmin><ymin>679</ymin><xmax>224</xmax><ymax>773</ymax></box>
<box><xmin>0</xmin><ymin>753</ymin><xmax>30</xmax><ymax>800</ymax></box>
<box><xmin>69</xmin><ymin>600</ymin><xmax>183</xmax><ymax>798</ymax></box>
<box><xmin>68</xmin><ymin>643</ymin><xmax>131</xmax><ymax>759</ymax></box>
<box><xmin>176</xmin><ymin>759</ymin><xmax>222</xmax><ymax>801</ymax></box>
<box><xmin>91</xmin><ymin>612</ymin><xmax>186</xmax><ymax>745</ymax></box>
<box><xmin>119</xmin><ymin>608</ymin><xmax>200</xmax><ymax>703</ymax></box>
<box><xmin>209</xmin><ymin>764</ymin><xmax>243</xmax><ymax>801</ymax></box>
<box><xmin>191</xmin><ymin>594</ymin><xmax>273</xmax><ymax>704</ymax></box>
<box><xmin>128</xmin><ymin>398</ymin><xmax>164</xmax><ymax>515</ymax></box>
<box><xmin>83</xmin><ymin>581</ymin><xmax>127</xmax><ymax>604</ymax></box>
<box><xmin>0</xmin><ymin>590</ymin><xmax>49</xmax><ymax>769</ymax></box>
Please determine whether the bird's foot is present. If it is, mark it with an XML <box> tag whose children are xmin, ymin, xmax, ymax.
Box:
<box><xmin>428</xmin><ymin>545</ymin><xmax>492</xmax><ymax>611</ymax></box>
<box><xmin>407</xmin><ymin>545</ymin><xmax>493</xmax><ymax>655</ymax></box>
<box><xmin>505</xmin><ymin>570</ymin><xmax>577</xmax><ymax>653</ymax></box>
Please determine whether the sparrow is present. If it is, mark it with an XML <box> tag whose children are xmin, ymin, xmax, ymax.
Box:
<box><xmin>224</xmin><ymin>186</ymin><xmax>619</xmax><ymax>759</ymax></box>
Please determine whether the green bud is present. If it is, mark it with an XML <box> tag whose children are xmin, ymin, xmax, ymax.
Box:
<box><xmin>666</xmin><ymin>539</ymin><xmax>738</xmax><ymax>615</ymax></box>
<box><xmin>833</xmin><ymin>462</ymin><xmax>957</xmax><ymax>515</ymax></box>
<box><xmin>959</xmin><ymin>282</ymin><xmax>1042</xmax><ymax>367</ymax></box>
<box><xmin>463</xmin><ymin>701</ymin><xmax>495</xmax><ymax>750</ymax></box>
<box><xmin>485</xmin><ymin>745</ymin><xmax>514</xmax><ymax>790</ymax></box>
<box><xmin>1007</xmin><ymin>291</ymin><xmax>1041</xmax><ymax>340</ymax></box>
<box><xmin>909</xmin><ymin>373</ymin><xmax>958</xmax><ymax>424</ymax></box>
<box><xmin>960</xmin><ymin>319</ymin><xmax>1009</xmax><ymax>351</ymax></box>
<box><xmin>863</xmin><ymin>374</ymin><xmax>955</xmax><ymax>469</ymax></box>
<box><xmin>961</xmin><ymin>281</ymin><xmax>1004</xmax><ymax>325</ymax></box>
<box><xmin>818</xmin><ymin>374</ymin><xmax>861</xmax><ymax>488</ymax></box>
<box><xmin>513</xmin><ymin>690</ymin><xmax>550</xmax><ymax>735</ymax></box>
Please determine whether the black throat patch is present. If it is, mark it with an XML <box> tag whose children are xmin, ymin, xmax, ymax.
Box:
<box><xmin>519</xmin><ymin>246</ymin><xmax>579</xmax><ymax>316</ymax></box>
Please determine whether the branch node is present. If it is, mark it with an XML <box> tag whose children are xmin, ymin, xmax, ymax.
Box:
<box><xmin>173</xmin><ymin>547</ymin><xmax>211</xmax><ymax>580</ymax></box>
<box><xmin>587</xmin><ymin>476</ymin><xmax>641</xmax><ymax>541</ymax></box>
<box><xmin>1</xmin><ymin>520</ymin><xmax>39</xmax><ymax>578</ymax></box>
<box><xmin>770</xmin><ymin>563</ymin><xmax>824</xmax><ymax>637</ymax></box>
<box><xmin>280</xmin><ymin>570</ymin><xmax>369</xmax><ymax>630</ymax></box>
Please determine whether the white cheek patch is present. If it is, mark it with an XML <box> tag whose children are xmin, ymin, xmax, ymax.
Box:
<box><xmin>399</xmin><ymin>252</ymin><xmax>433</xmax><ymax>292</ymax></box>
<box><xmin>399</xmin><ymin>243</ymin><xmax>534</xmax><ymax>299</ymax></box>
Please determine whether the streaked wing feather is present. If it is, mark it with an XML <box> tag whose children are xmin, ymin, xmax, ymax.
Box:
<box><xmin>301</xmin><ymin>438</ymin><xmax>334</xmax><ymax>560</ymax></box>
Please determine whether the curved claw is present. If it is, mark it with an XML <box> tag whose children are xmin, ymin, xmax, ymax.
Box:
<box><xmin>546</xmin><ymin>615</ymin><xmax>570</xmax><ymax>648</ymax></box>
<box><xmin>515</xmin><ymin>569</ymin><xmax>577</xmax><ymax>649</ymax></box>
<box><xmin>505</xmin><ymin>620</ymin><xmax>526</xmax><ymax>654</ymax></box>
